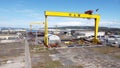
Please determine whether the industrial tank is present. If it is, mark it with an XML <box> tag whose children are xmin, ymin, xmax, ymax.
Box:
<box><xmin>48</xmin><ymin>34</ymin><xmax>61</xmax><ymax>47</ymax></box>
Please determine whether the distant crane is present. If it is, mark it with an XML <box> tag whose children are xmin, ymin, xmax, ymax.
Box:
<box><xmin>30</xmin><ymin>22</ymin><xmax>44</xmax><ymax>31</ymax></box>
<box><xmin>29</xmin><ymin>22</ymin><xmax>44</xmax><ymax>45</ymax></box>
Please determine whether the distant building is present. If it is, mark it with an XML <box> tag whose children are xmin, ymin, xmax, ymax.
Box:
<box><xmin>1</xmin><ymin>29</ymin><xmax>26</xmax><ymax>34</ymax></box>
<box><xmin>0</xmin><ymin>34</ymin><xmax>20</xmax><ymax>43</ymax></box>
<box><xmin>72</xmin><ymin>30</ymin><xmax>105</xmax><ymax>38</ymax></box>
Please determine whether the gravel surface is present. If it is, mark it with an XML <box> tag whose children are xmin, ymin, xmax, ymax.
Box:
<box><xmin>0</xmin><ymin>42</ymin><xmax>25</xmax><ymax>68</ymax></box>
<box><xmin>49</xmin><ymin>47</ymin><xmax>120</xmax><ymax>68</ymax></box>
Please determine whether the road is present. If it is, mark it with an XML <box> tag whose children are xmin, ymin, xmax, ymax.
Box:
<box><xmin>25</xmin><ymin>39</ymin><xmax>31</xmax><ymax>68</ymax></box>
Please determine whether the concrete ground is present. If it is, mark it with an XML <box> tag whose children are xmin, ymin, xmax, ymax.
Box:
<box><xmin>30</xmin><ymin>45</ymin><xmax>120</xmax><ymax>68</ymax></box>
<box><xmin>1</xmin><ymin>38</ymin><xmax>120</xmax><ymax>68</ymax></box>
<box><xmin>51</xmin><ymin>47</ymin><xmax>120</xmax><ymax>68</ymax></box>
<box><xmin>0</xmin><ymin>42</ymin><xmax>25</xmax><ymax>68</ymax></box>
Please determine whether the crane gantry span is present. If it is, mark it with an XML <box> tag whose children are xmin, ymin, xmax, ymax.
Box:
<box><xmin>44</xmin><ymin>11</ymin><xmax>100</xmax><ymax>47</ymax></box>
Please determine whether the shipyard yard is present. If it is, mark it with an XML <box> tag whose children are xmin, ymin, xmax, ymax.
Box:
<box><xmin>1</xmin><ymin>42</ymin><xmax>120</xmax><ymax>68</ymax></box>
<box><xmin>0</xmin><ymin>16</ymin><xmax>120</xmax><ymax>68</ymax></box>
<box><xmin>0</xmin><ymin>29</ymin><xmax>120</xmax><ymax>68</ymax></box>
<box><xmin>0</xmin><ymin>17</ymin><xmax>120</xmax><ymax>68</ymax></box>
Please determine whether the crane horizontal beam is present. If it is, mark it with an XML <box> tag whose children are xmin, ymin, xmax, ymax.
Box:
<box><xmin>30</xmin><ymin>22</ymin><xmax>44</xmax><ymax>25</ymax></box>
<box><xmin>45</xmin><ymin>11</ymin><xmax>100</xmax><ymax>19</ymax></box>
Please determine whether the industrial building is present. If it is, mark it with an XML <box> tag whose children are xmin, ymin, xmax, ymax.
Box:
<box><xmin>0</xmin><ymin>34</ymin><xmax>20</xmax><ymax>43</ymax></box>
<box><xmin>72</xmin><ymin>30</ymin><xmax>105</xmax><ymax>38</ymax></box>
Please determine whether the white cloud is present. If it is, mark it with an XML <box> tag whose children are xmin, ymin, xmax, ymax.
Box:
<box><xmin>48</xmin><ymin>18</ymin><xmax>94</xmax><ymax>26</ymax></box>
<box><xmin>57</xmin><ymin>22</ymin><xmax>81</xmax><ymax>26</ymax></box>
<box><xmin>14</xmin><ymin>9</ymin><xmax>42</xmax><ymax>18</ymax></box>
<box><xmin>99</xmin><ymin>21</ymin><xmax>120</xmax><ymax>28</ymax></box>
<box><xmin>0</xmin><ymin>8</ymin><xmax>120</xmax><ymax>28</ymax></box>
<box><xmin>0</xmin><ymin>20</ymin><xmax>29</xmax><ymax>28</ymax></box>
<box><xmin>48</xmin><ymin>17</ymin><xmax>120</xmax><ymax>28</ymax></box>
<box><xmin>15</xmin><ymin>2</ymin><xmax>24</xmax><ymax>7</ymax></box>
<box><xmin>0</xmin><ymin>8</ymin><xmax>44</xmax><ymax>28</ymax></box>
<box><xmin>55</xmin><ymin>21</ymin><xmax>93</xmax><ymax>26</ymax></box>
<box><xmin>14</xmin><ymin>9</ymin><xmax>36</xmax><ymax>13</ymax></box>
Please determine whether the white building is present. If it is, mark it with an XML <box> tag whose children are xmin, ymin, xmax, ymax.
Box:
<box><xmin>74</xmin><ymin>31</ymin><xmax>105</xmax><ymax>38</ymax></box>
<box><xmin>0</xmin><ymin>35</ymin><xmax>20</xmax><ymax>43</ymax></box>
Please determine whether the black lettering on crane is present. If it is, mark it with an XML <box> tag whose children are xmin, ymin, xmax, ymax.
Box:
<box><xmin>69</xmin><ymin>13</ymin><xmax>71</xmax><ymax>16</ymax></box>
<box><xmin>78</xmin><ymin>14</ymin><xmax>80</xmax><ymax>17</ymax></box>
<box><xmin>74</xmin><ymin>14</ymin><xmax>76</xmax><ymax>17</ymax></box>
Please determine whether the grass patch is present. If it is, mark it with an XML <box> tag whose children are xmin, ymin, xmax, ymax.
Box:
<box><xmin>49</xmin><ymin>49</ymin><xmax>59</xmax><ymax>54</ymax></box>
<box><xmin>30</xmin><ymin>45</ymin><xmax>63</xmax><ymax>68</ymax></box>
<box><xmin>32</xmin><ymin>61</ymin><xmax>62</xmax><ymax>68</ymax></box>
<box><xmin>90</xmin><ymin>46</ymin><xmax>120</xmax><ymax>54</ymax></box>
<box><xmin>90</xmin><ymin>46</ymin><xmax>120</xmax><ymax>59</ymax></box>
<box><xmin>30</xmin><ymin>45</ymin><xmax>48</xmax><ymax>53</ymax></box>
<box><xmin>30</xmin><ymin>45</ymin><xmax>83</xmax><ymax>68</ymax></box>
<box><xmin>114</xmin><ymin>55</ymin><xmax>120</xmax><ymax>59</ymax></box>
<box><xmin>76</xmin><ymin>65</ymin><xmax>83</xmax><ymax>68</ymax></box>
<box><xmin>45</xmin><ymin>61</ymin><xmax>62</xmax><ymax>68</ymax></box>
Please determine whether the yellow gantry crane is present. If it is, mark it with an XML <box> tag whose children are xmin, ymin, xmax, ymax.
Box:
<box><xmin>44</xmin><ymin>11</ymin><xmax>100</xmax><ymax>47</ymax></box>
<box><xmin>30</xmin><ymin>22</ymin><xmax>44</xmax><ymax>31</ymax></box>
<box><xmin>29</xmin><ymin>22</ymin><xmax>45</xmax><ymax>45</ymax></box>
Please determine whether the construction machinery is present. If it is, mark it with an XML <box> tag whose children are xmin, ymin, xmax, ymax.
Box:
<box><xmin>44</xmin><ymin>11</ymin><xmax>100</xmax><ymax>47</ymax></box>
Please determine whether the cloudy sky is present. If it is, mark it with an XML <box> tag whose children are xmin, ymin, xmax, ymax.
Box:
<box><xmin>0</xmin><ymin>0</ymin><xmax>120</xmax><ymax>28</ymax></box>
